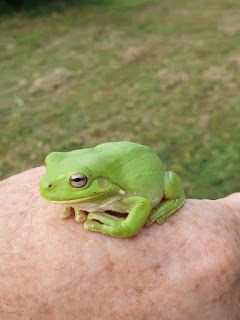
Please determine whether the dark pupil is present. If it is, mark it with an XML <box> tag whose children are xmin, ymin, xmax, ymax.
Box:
<box><xmin>74</xmin><ymin>178</ymin><xmax>82</xmax><ymax>182</ymax></box>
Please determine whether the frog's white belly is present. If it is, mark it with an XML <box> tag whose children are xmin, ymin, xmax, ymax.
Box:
<box><xmin>66</xmin><ymin>196</ymin><xmax>126</xmax><ymax>213</ymax></box>
<box><xmin>69</xmin><ymin>202</ymin><xmax>110</xmax><ymax>212</ymax></box>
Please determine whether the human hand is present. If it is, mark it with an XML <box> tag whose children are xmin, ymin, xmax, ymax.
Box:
<box><xmin>0</xmin><ymin>167</ymin><xmax>239</xmax><ymax>320</ymax></box>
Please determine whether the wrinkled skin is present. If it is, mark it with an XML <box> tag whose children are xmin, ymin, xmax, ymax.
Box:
<box><xmin>0</xmin><ymin>167</ymin><xmax>239</xmax><ymax>320</ymax></box>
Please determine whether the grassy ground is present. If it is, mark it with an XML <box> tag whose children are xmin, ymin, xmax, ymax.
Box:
<box><xmin>0</xmin><ymin>0</ymin><xmax>239</xmax><ymax>199</ymax></box>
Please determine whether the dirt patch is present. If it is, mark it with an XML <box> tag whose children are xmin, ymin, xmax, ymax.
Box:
<box><xmin>170</xmin><ymin>35</ymin><xmax>190</xmax><ymax>48</ymax></box>
<box><xmin>44</xmin><ymin>26</ymin><xmax>98</xmax><ymax>51</ymax></box>
<box><xmin>199</xmin><ymin>114</ymin><xmax>210</xmax><ymax>128</ymax></box>
<box><xmin>228</xmin><ymin>54</ymin><xmax>240</xmax><ymax>67</ymax></box>
<box><xmin>173</xmin><ymin>9</ymin><xmax>190</xmax><ymax>16</ymax></box>
<box><xmin>96</xmin><ymin>30</ymin><xmax>121</xmax><ymax>50</ymax></box>
<box><xmin>203</xmin><ymin>67</ymin><xmax>233</xmax><ymax>82</ymax></box>
<box><xmin>122</xmin><ymin>46</ymin><xmax>146</xmax><ymax>63</ymax></box>
<box><xmin>222</xmin><ymin>23</ymin><xmax>240</xmax><ymax>34</ymax></box>
<box><xmin>156</xmin><ymin>68</ymin><xmax>189</xmax><ymax>85</ymax></box>
<box><xmin>220</xmin><ymin>10</ymin><xmax>240</xmax><ymax>34</ymax></box>
<box><xmin>29</xmin><ymin>68</ymin><xmax>76</xmax><ymax>94</ymax></box>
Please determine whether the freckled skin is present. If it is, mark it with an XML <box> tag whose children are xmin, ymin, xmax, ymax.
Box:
<box><xmin>39</xmin><ymin>141</ymin><xmax>185</xmax><ymax>237</ymax></box>
<box><xmin>1</xmin><ymin>168</ymin><xmax>240</xmax><ymax>319</ymax></box>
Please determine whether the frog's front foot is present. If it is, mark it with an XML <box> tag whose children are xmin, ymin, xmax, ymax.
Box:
<box><xmin>60</xmin><ymin>207</ymin><xmax>73</xmax><ymax>219</ymax></box>
<box><xmin>75</xmin><ymin>209</ymin><xmax>87</xmax><ymax>223</ymax></box>
<box><xmin>84</xmin><ymin>212</ymin><xmax>130</xmax><ymax>237</ymax></box>
<box><xmin>60</xmin><ymin>207</ymin><xmax>87</xmax><ymax>223</ymax></box>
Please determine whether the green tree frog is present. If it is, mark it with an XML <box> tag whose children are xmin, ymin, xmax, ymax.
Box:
<box><xmin>39</xmin><ymin>141</ymin><xmax>185</xmax><ymax>238</ymax></box>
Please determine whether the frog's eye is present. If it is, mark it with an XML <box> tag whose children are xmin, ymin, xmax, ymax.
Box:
<box><xmin>69</xmin><ymin>173</ymin><xmax>88</xmax><ymax>188</ymax></box>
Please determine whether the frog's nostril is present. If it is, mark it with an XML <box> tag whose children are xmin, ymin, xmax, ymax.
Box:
<box><xmin>48</xmin><ymin>184</ymin><xmax>53</xmax><ymax>189</ymax></box>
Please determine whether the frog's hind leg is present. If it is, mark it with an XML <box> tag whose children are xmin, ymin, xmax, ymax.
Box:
<box><xmin>145</xmin><ymin>171</ymin><xmax>185</xmax><ymax>227</ymax></box>
<box><xmin>155</xmin><ymin>192</ymin><xmax>185</xmax><ymax>225</ymax></box>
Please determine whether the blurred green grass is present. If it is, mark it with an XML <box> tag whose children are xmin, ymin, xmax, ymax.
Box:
<box><xmin>0</xmin><ymin>0</ymin><xmax>239</xmax><ymax>199</ymax></box>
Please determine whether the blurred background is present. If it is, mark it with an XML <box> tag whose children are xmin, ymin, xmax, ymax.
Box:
<box><xmin>0</xmin><ymin>0</ymin><xmax>239</xmax><ymax>199</ymax></box>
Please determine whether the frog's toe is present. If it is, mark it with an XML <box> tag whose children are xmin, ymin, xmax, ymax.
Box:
<box><xmin>60</xmin><ymin>207</ymin><xmax>73</xmax><ymax>219</ymax></box>
<box><xmin>74</xmin><ymin>209</ymin><xmax>87</xmax><ymax>223</ymax></box>
<box><xmin>84</xmin><ymin>219</ymin><xmax>116</xmax><ymax>235</ymax></box>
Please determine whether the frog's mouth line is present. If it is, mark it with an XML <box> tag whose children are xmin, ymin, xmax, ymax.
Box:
<box><xmin>50</xmin><ymin>191</ymin><xmax>107</xmax><ymax>204</ymax></box>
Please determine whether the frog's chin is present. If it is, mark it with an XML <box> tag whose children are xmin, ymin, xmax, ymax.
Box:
<box><xmin>49</xmin><ymin>192</ymin><xmax>107</xmax><ymax>204</ymax></box>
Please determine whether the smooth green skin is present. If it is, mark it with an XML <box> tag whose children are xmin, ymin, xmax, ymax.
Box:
<box><xmin>39</xmin><ymin>141</ymin><xmax>185</xmax><ymax>238</ymax></box>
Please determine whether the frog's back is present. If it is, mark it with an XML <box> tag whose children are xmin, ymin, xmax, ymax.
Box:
<box><xmin>94</xmin><ymin>141</ymin><xmax>164</xmax><ymax>205</ymax></box>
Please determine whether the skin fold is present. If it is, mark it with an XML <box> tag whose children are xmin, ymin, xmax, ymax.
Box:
<box><xmin>0</xmin><ymin>167</ymin><xmax>239</xmax><ymax>320</ymax></box>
